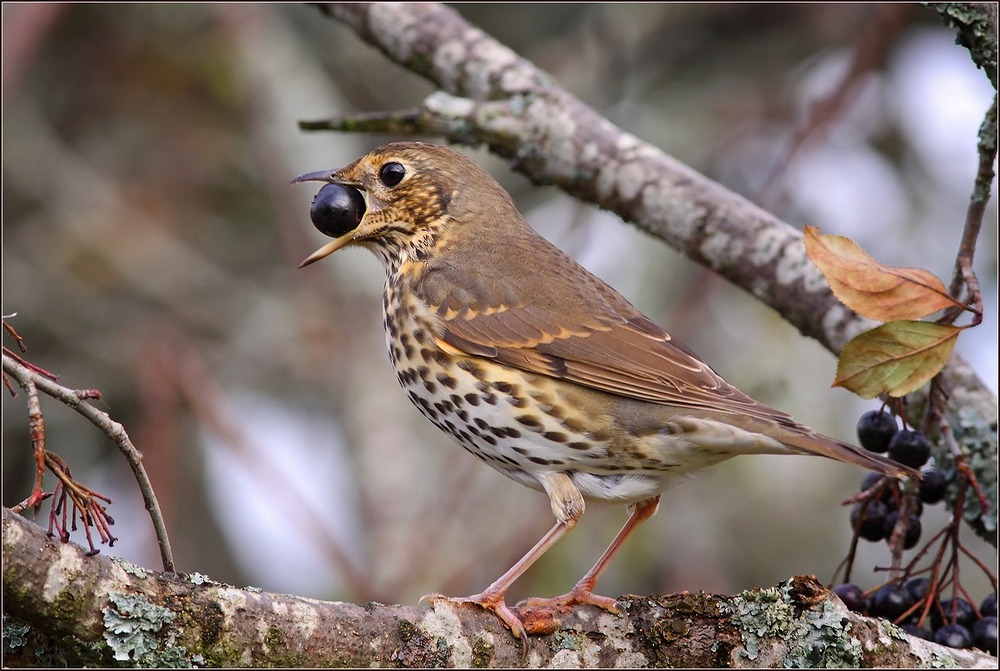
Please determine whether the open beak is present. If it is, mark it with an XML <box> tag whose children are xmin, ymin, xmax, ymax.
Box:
<box><xmin>298</xmin><ymin>235</ymin><xmax>354</xmax><ymax>268</ymax></box>
<box><xmin>290</xmin><ymin>169</ymin><xmax>340</xmax><ymax>186</ymax></box>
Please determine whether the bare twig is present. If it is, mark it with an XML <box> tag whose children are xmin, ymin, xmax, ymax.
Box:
<box><xmin>886</xmin><ymin>484</ymin><xmax>917</xmax><ymax>576</ymax></box>
<box><xmin>943</xmin><ymin>95</ymin><xmax>996</xmax><ymax>328</ymax></box>
<box><xmin>300</xmin><ymin>107</ymin><xmax>432</xmax><ymax>135</ymax></box>
<box><xmin>2</xmin><ymin>352</ymin><xmax>175</xmax><ymax>572</ymax></box>
<box><xmin>3</xmin><ymin>316</ymin><xmax>28</xmax><ymax>353</ymax></box>
<box><xmin>44</xmin><ymin>451</ymin><xmax>117</xmax><ymax>555</ymax></box>
<box><xmin>23</xmin><ymin>376</ymin><xmax>48</xmax><ymax>514</ymax></box>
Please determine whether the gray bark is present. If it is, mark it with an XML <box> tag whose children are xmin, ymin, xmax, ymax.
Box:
<box><xmin>4</xmin><ymin>508</ymin><xmax>995</xmax><ymax>667</ymax></box>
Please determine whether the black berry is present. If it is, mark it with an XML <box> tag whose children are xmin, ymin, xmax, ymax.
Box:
<box><xmin>934</xmin><ymin>623</ymin><xmax>972</xmax><ymax>649</ymax></box>
<box><xmin>972</xmin><ymin>616</ymin><xmax>998</xmax><ymax>656</ymax></box>
<box><xmin>857</xmin><ymin>410</ymin><xmax>898</xmax><ymax>453</ymax></box>
<box><xmin>982</xmin><ymin>593</ymin><xmax>997</xmax><ymax>618</ymax></box>
<box><xmin>904</xmin><ymin>576</ymin><xmax>931</xmax><ymax>604</ymax></box>
<box><xmin>869</xmin><ymin>584</ymin><xmax>913</xmax><ymax>621</ymax></box>
<box><xmin>882</xmin><ymin>511</ymin><xmax>922</xmax><ymax>550</ymax></box>
<box><xmin>887</xmin><ymin>430</ymin><xmax>932</xmax><ymax>469</ymax></box>
<box><xmin>834</xmin><ymin>583</ymin><xmax>867</xmax><ymax>613</ymax></box>
<box><xmin>918</xmin><ymin>468</ymin><xmax>947</xmax><ymax>504</ymax></box>
<box><xmin>851</xmin><ymin>501</ymin><xmax>889</xmax><ymax>541</ymax></box>
<box><xmin>310</xmin><ymin>183</ymin><xmax>366</xmax><ymax>238</ymax></box>
<box><xmin>932</xmin><ymin>597</ymin><xmax>977</xmax><ymax>630</ymax></box>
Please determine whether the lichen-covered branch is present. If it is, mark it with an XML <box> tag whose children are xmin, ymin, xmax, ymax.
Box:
<box><xmin>926</xmin><ymin>3</ymin><xmax>998</xmax><ymax>90</ymax></box>
<box><xmin>3</xmin><ymin>508</ymin><xmax>994</xmax><ymax>668</ymax></box>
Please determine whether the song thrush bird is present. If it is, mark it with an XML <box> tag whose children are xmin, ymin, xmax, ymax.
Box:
<box><xmin>293</xmin><ymin>141</ymin><xmax>915</xmax><ymax>641</ymax></box>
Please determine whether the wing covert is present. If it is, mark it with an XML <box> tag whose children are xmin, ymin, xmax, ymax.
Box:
<box><xmin>415</xmin><ymin>240</ymin><xmax>792</xmax><ymax>424</ymax></box>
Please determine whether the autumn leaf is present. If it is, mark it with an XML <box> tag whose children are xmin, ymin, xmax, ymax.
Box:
<box><xmin>804</xmin><ymin>225</ymin><xmax>963</xmax><ymax>321</ymax></box>
<box><xmin>833</xmin><ymin>321</ymin><xmax>961</xmax><ymax>398</ymax></box>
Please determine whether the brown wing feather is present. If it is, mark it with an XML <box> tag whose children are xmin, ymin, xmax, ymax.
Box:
<box><xmin>415</xmin><ymin>230</ymin><xmax>797</xmax><ymax>427</ymax></box>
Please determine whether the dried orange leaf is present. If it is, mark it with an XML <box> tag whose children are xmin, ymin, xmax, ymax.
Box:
<box><xmin>804</xmin><ymin>225</ymin><xmax>962</xmax><ymax>321</ymax></box>
<box><xmin>834</xmin><ymin>321</ymin><xmax>960</xmax><ymax>398</ymax></box>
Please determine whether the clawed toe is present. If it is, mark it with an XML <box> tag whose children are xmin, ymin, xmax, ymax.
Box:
<box><xmin>420</xmin><ymin>591</ymin><xmax>528</xmax><ymax>642</ymax></box>
<box><xmin>519</xmin><ymin>587</ymin><xmax>627</xmax><ymax>623</ymax></box>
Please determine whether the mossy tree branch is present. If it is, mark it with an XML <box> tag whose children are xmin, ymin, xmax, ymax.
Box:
<box><xmin>5</xmin><ymin>508</ymin><xmax>994</xmax><ymax>668</ymax></box>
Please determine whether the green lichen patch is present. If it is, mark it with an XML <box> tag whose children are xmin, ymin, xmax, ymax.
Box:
<box><xmin>112</xmin><ymin>557</ymin><xmax>148</xmax><ymax>580</ymax></box>
<box><xmin>953</xmin><ymin>408</ymin><xmax>998</xmax><ymax>541</ymax></box>
<box><xmin>102</xmin><ymin>591</ymin><xmax>192</xmax><ymax>667</ymax></box>
<box><xmin>4</xmin><ymin>612</ymin><xmax>105</xmax><ymax>667</ymax></box>
<box><xmin>3</xmin><ymin>613</ymin><xmax>32</xmax><ymax>652</ymax></box>
<box><xmin>721</xmin><ymin>583</ymin><xmax>863</xmax><ymax>668</ymax></box>
<box><xmin>551</xmin><ymin>629</ymin><xmax>584</xmax><ymax>651</ymax></box>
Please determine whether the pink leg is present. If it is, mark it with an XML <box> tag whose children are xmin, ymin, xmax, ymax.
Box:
<box><xmin>522</xmin><ymin>495</ymin><xmax>660</xmax><ymax>612</ymax></box>
<box><xmin>422</xmin><ymin>517</ymin><xmax>575</xmax><ymax>640</ymax></box>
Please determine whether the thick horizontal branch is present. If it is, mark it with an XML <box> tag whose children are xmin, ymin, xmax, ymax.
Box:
<box><xmin>4</xmin><ymin>507</ymin><xmax>995</xmax><ymax>668</ymax></box>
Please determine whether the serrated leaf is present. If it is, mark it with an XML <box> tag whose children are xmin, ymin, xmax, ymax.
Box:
<box><xmin>834</xmin><ymin>321</ymin><xmax>961</xmax><ymax>398</ymax></box>
<box><xmin>804</xmin><ymin>225</ymin><xmax>962</xmax><ymax>321</ymax></box>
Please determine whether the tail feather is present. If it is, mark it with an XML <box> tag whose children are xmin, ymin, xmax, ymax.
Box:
<box><xmin>779</xmin><ymin>427</ymin><xmax>921</xmax><ymax>480</ymax></box>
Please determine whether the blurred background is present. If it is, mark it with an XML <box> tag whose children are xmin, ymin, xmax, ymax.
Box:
<box><xmin>3</xmin><ymin>3</ymin><xmax>996</xmax><ymax>607</ymax></box>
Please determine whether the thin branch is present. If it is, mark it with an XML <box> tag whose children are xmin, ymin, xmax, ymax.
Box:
<box><xmin>23</xmin><ymin>376</ymin><xmax>48</xmax><ymax>513</ymax></box>
<box><xmin>944</xmin><ymin>94</ymin><xmax>996</xmax><ymax>327</ymax></box>
<box><xmin>2</xmin><ymin>352</ymin><xmax>175</xmax><ymax>572</ymax></box>
<box><xmin>300</xmin><ymin>107</ymin><xmax>431</xmax><ymax>135</ymax></box>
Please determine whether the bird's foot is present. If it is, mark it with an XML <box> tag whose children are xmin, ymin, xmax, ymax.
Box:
<box><xmin>518</xmin><ymin>584</ymin><xmax>626</xmax><ymax>625</ymax></box>
<box><xmin>419</xmin><ymin>586</ymin><xmax>627</xmax><ymax>652</ymax></box>
<box><xmin>421</xmin><ymin>591</ymin><xmax>529</xmax><ymax>652</ymax></box>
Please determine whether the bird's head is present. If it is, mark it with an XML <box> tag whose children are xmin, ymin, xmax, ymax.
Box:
<box><xmin>293</xmin><ymin>142</ymin><xmax>515</xmax><ymax>269</ymax></box>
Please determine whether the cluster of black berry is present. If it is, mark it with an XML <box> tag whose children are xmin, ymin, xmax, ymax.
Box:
<box><xmin>850</xmin><ymin>410</ymin><xmax>946</xmax><ymax>548</ymax></box>
<box><xmin>857</xmin><ymin>409</ymin><xmax>935</xmax><ymax>469</ymax></box>
<box><xmin>837</xmin><ymin>410</ymin><xmax>997</xmax><ymax>655</ymax></box>
<box><xmin>851</xmin><ymin>410</ymin><xmax>946</xmax><ymax>550</ymax></box>
<box><xmin>848</xmin><ymin>467</ymin><xmax>945</xmax><ymax>549</ymax></box>
<box><xmin>834</xmin><ymin>581</ymin><xmax>997</xmax><ymax>655</ymax></box>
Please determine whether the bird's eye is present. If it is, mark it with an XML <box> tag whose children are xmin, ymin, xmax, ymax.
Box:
<box><xmin>379</xmin><ymin>162</ymin><xmax>406</xmax><ymax>187</ymax></box>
